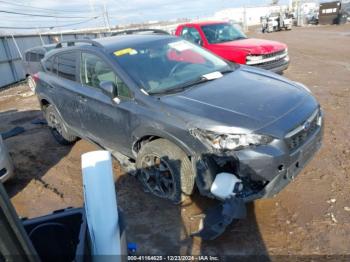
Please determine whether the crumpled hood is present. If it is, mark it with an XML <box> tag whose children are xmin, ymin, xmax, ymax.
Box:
<box><xmin>211</xmin><ymin>38</ymin><xmax>287</xmax><ymax>55</ymax></box>
<box><xmin>160</xmin><ymin>66</ymin><xmax>318</xmax><ymax>136</ymax></box>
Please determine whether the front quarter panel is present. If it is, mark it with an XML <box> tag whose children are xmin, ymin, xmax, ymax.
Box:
<box><xmin>130</xmin><ymin>97</ymin><xmax>208</xmax><ymax>157</ymax></box>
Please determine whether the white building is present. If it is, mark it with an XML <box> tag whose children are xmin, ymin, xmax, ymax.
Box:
<box><xmin>209</xmin><ymin>5</ymin><xmax>289</xmax><ymax>26</ymax></box>
<box><xmin>301</xmin><ymin>2</ymin><xmax>318</xmax><ymax>14</ymax></box>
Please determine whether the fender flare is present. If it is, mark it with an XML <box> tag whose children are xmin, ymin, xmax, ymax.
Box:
<box><xmin>131</xmin><ymin>126</ymin><xmax>197</xmax><ymax>158</ymax></box>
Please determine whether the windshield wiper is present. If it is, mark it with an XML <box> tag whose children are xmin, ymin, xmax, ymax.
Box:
<box><xmin>149</xmin><ymin>71</ymin><xmax>228</xmax><ymax>95</ymax></box>
<box><xmin>216</xmin><ymin>37</ymin><xmax>247</xmax><ymax>43</ymax></box>
<box><xmin>149</xmin><ymin>76</ymin><xmax>214</xmax><ymax>95</ymax></box>
<box><xmin>220</xmin><ymin>68</ymin><xmax>234</xmax><ymax>74</ymax></box>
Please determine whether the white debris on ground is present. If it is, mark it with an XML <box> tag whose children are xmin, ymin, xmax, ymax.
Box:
<box><xmin>330</xmin><ymin>213</ymin><xmax>338</xmax><ymax>224</ymax></box>
<box><xmin>327</xmin><ymin>198</ymin><xmax>337</xmax><ymax>204</ymax></box>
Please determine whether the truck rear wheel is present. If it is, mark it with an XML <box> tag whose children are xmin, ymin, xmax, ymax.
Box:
<box><xmin>136</xmin><ymin>139</ymin><xmax>195</xmax><ymax>204</ymax></box>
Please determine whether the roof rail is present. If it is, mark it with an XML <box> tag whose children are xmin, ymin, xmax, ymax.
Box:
<box><xmin>111</xmin><ymin>28</ymin><xmax>169</xmax><ymax>36</ymax></box>
<box><xmin>55</xmin><ymin>39</ymin><xmax>103</xmax><ymax>49</ymax></box>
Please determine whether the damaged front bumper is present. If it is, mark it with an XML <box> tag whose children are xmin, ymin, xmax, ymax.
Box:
<box><xmin>192</xmin><ymin>114</ymin><xmax>323</xmax><ymax>239</ymax></box>
<box><xmin>195</xmin><ymin>114</ymin><xmax>324</xmax><ymax>202</ymax></box>
<box><xmin>237</xmin><ymin>118</ymin><xmax>323</xmax><ymax>202</ymax></box>
<box><xmin>192</xmin><ymin>197</ymin><xmax>246</xmax><ymax>240</ymax></box>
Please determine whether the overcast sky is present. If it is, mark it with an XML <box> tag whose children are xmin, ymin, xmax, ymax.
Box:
<box><xmin>0</xmin><ymin>0</ymin><xmax>290</xmax><ymax>33</ymax></box>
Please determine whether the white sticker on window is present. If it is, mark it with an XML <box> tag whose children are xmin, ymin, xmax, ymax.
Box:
<box><xmin>168</xmin><ymin>40</ymin><xmax>193</xmax><ymax>51</ymax></box>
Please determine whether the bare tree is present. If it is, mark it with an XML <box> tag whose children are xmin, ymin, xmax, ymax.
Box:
<box><xmin>271</xmin><ymin>0</ymin><xmax>279</xmax><ymax>5</ymax></box>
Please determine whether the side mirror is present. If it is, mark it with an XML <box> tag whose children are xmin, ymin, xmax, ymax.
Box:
<box><xmin>99</xmin><ymin>81</ymin><xmax>118</xmax><ymax>98</ymax></box>
<box><xmin>197</xmin><ymin>39</ymin><xmax>203</xmax><ymax>46</ymax></box>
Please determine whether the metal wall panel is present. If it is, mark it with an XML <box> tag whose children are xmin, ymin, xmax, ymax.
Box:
<box><xmin>0</xmin><ymin>62</ymin><xmax>15</xmax><ymax>87</ymax></box>
<box><xmin>0</xmin><ymin>32</ymin><xmax>106</xmax><ymax>89</ymax></box>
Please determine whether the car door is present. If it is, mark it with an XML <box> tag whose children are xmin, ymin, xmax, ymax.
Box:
<box><xmin>77</xmin><ymin>51</ymin><xmax>134</xmax><ymax>155</ymax></box>
<box><xmin>47</xmin><ymin>51</ymin><xmax>85</xmax><ymax>134</ymax></box>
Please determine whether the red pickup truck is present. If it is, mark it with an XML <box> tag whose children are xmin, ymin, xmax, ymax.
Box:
<box><xmin>175</xmin><ymin>21</ymin><xmax>289</xmax><ymax>73</ymax></box>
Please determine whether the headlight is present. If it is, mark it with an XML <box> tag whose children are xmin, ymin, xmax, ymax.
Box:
<box><xmin>191</xmin><ymin>129</ymin><xmax>274</xmax><ymax>151</ymax></box>
<box><xmin>294</xmin><ymin>81</ymin><xmax>311</xmax><ymax>93</ymax></box>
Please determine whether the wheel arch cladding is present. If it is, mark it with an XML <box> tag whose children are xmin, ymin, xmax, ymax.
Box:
<box><xmin>40</xmin><ymin>98</ymin><xmax>50</xmax><ymax>109</ymax></box>
<box><xmin>132</xmin><ymin>131</ymin><xmax>195</xmax><ymax>158</ymax></box>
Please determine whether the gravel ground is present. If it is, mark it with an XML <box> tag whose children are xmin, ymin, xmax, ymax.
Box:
<box><xmin>1</xmin><ymin>24</ymin><xmax>349</xmax><ymax>258</ymax></box>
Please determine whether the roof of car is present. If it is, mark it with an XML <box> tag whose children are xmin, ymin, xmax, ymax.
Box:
<box><xmin>95</xmin><ymin>34</ymin><xmax>176</xmax><ymax>51</ymax></box>
<box><xmin>111</xmin><ymin>28</ymin><xmax>169</xmax><ymax>36</ymax></box>
<box><xmin>25</xmin><ymin>44</ymin><xmax>56</xmax><ymax>53</ymax></box>
<box><xmin>49</xmin><ymin>34</ymin><xmax>177</xmax><ymax>55</ymax></box>
<box><xmin>180</xmin><ymin>20</ymin><xmax>229</xmax><ymax>27</ymax></box>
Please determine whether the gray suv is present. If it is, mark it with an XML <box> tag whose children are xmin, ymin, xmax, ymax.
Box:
<box><xmin>35</xmin><ymin>36</ymin><xmax>323</xmax><ymax>205</ymax></box>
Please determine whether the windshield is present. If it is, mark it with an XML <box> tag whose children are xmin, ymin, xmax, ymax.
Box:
<box><xmin>201</xmin><ymin>23</ymin><xmax>247</xmax><ymax>44</ymax></box>
<box><xmin>112</xmin><ymin>38</ymin><xmax>232</xmax><ymax>94</ymax></box>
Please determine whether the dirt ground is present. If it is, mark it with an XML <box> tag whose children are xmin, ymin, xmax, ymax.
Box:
<box><xmin>1</xmin><ymin>24</ymin><xmax>350</xmax><ymax>258</ymax></box>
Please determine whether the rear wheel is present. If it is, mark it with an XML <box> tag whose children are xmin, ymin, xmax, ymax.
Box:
<box><xmin>27</xmin><ymin>75</ymin><xmax>36</xmax><ymax>92</ymax></box>
<box><xmin>136</xmin><ymin>139</ymin><xmax>195</xmax><ymax>204</ymax></box>
<box><xmin>45</xmin><ymin>105</ymin><xmax>77</xmax><ymax>145</ymax></box>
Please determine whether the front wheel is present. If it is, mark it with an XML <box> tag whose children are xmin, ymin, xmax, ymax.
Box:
<box><xmin>136</xmin><ymin>139</ymin><xmax>195</xmax><ymax>204</ymax></box>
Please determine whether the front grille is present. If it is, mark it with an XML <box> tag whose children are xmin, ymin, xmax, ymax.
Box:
<box><xmin>248</xmin><ymin>49</ymin><xmax>288</xmax><ymax>67</ymax></box>
<box><xmin>286</xmin><ymin>110</ymin><xmax>320</xmax><ymax>151</ymax></box>
<box><xmin>255</xmin><ymin>56</ymin><xmax>288</xmax><ymax>69</ymax></box>
<box><xmin>262</xmin><ymin>49</ymin><xmax>286</xmax><ymax>59</ymax></box>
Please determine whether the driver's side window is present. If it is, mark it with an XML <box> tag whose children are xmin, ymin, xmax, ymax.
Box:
<box><xmin>180</xmin><ymin>27</ymin><xmax>202</xmax><ymax>45</ymax></box>
<box><xmin>80</xmin><ymin>52</ymin><xmax>131</xmax><ymax>98</ymax></box>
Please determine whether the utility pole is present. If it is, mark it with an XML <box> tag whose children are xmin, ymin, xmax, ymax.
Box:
<box><xmin>289</xmin><ymin>0</ymin><xmax>293</xmax><ymax>11</ymax></box>
<box><xmin>36</xmin><ymin>27</ymin><xmax>45</xmax><ymax>45</ymax></box>
<box><xmin>103</xmin><ymin>3</ymin><xmax>111</xmax><ymax>32</ymax></box>
<box><xmin>297</xmin><ymin>0</ymin><xmax>304</xmax><ymax>26</ymax></box>
<box><xmin>243</xmin><ymin>6</ymin><xmax>248</xmax><ymax>32</ymax></box>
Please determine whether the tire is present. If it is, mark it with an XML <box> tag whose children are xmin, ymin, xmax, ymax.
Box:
<box><xmin>136</xmin><ymin>139</ymin><xmax>195</xmax><ymax>204</ymax></box>
<box><xmin>44</xmin><ymin>105</ymin><xmax>77</xmax><ymax>145</ymax></box>
<box><xmin>27</xmin><ymin>75</ymin><xmax>36</xmax><ymax>92</ymax></box>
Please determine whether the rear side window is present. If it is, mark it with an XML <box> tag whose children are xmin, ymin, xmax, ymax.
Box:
<box><xmin>57</xmin><ymin>52</ymin><xmax>77</xmax><ymax>81</ymax></box>
<box><xmin>25</xmin><ymin>52</ymin><xmax>39</xmax><ymax>62</ymax></box>
<box><xmin>80</xmin><ymin>52</ymin><xmax>131</xmax><ymax>98</ymax></box>
<box><xmin>25</xmin><ymin>52</ymin><xmax>31</xmax><ymax>61</ymax></box>
<box><xmin>52</xmin><ymin>56</ymin><xmax>58</xmax><ymax>74</ymax></box>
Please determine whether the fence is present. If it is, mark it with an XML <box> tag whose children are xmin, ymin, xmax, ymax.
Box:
<box><xmin>0</xmin><ymin>32</ymin><xmax>108</xmax><ymax>88</ymax></box>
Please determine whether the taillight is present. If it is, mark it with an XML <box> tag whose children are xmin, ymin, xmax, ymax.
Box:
<box><xmin>32</xmin><ymin>73</ymin><xmax>39</xmax><ymax>82</ymax></box>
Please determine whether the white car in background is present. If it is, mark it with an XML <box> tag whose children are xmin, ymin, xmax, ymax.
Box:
<box><xmin>0</xmin><ymin>136</ymin><xmax>14</xmax><ymax>182</ymax></box>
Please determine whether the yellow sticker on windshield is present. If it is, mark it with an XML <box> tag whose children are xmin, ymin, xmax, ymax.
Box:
<box><xmin>113</xmin><ymin>48</ymin><xmax>137</xmax><ymax>56</ymax></box>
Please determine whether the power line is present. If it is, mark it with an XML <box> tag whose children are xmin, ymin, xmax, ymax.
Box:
<box><xmin>0</xmin><ymin>9</ymin><xmax>97</xmax><ymax>19</ymax></box>
<box><xmin>0</xmin><ymin>17</ymin><xmax>101</xmax><ymax>29</ymax></box>
<box><xmin>0</xmin><ymin>0</ymin><xmax>95</xmax><ymax>14</ymax></box>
